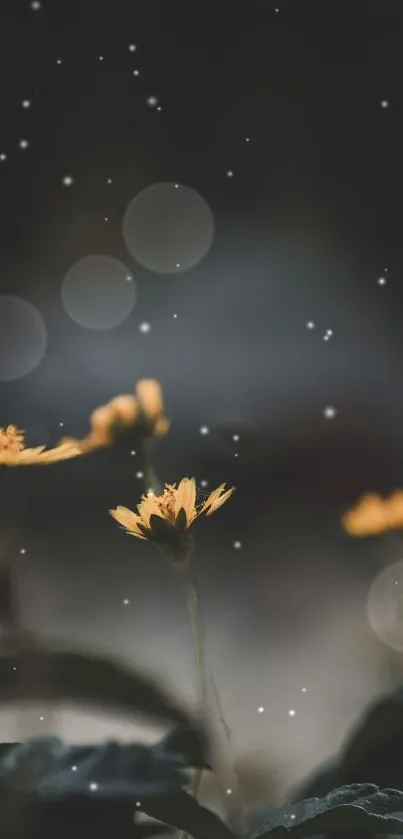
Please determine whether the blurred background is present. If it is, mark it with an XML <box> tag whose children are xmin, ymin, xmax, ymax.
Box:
<box><xmin>1</xmin><ymin>0</ymin><xmax>403</xmax><ymax>812</ymax></box>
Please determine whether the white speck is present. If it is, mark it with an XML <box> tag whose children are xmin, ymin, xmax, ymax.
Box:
<box><xmin>130</xmin><ymin>450</ymin><xmax>136</xmax><ymax>456</ymax></box>
<box><xmin>56</xmin><ymin>59</ymin><xmax>62</xmax><ymax>65</ymax></box>
<box><xmin>174</xmin><ymin>183</ymin><xmax>179</xmax><ymax>188</ymax></box>
<box><xmin>71</xmin><ymin>765</ymin><xmax>77</xmax><ymax>772</ymax></box>
<box><xmin>107</xmin><ymin>178</ymin><xmax>112</xmax><ymax>184</ymax></box>
<box><xmin>146</xmin><ymin>96</ymin><xmax>159</xmax><ymax>107</ymax></box>
<box><xmin>12</xmin><ymin>666</ymin><xmax>17</xmax><ymax>671</ymax></box>
<box><xmin>0</xmin><ymin>154</ymin><xmax>7</xmax><ymax>161</ymax></box>
<box><xmin>62</xmin><ymin>175</ymin><xmax>74</xmax><ymax>186</ymax></box>
<box><xmin>133</xmin><ymin>69</ymin><xmax>140</xmax><ymax>76</ymax></box>
<box><xmin>381</xmin><ymin>99</ymin><xmax>390</xmax><ymax>108</ymax></box>
<box><xmin>138</xmin><ymin>321</ymin><xmax>151</xmax><ymax>333</ymax></box>
<box><xmin>30</xmin><ymin>1</ymin><xmax>42</xmax><ymax>9</ymax></box>
<box><xmin>59</xmin><ymin>422</ymin><xmax>64</xmax><ymax>427</ymax></box>
<box><xmin>123</xmin><ymin>598</ymin><xmax>130</xmax><ymax>605</ymax></box>
<box><xmin>323</xmin><ymin>406</ymin><xmax>337</xmax><ymax>419</ymax></box>
<box><xmin>104</xmin><ymin>217</ymin><xmax>108</xmax><ymax>222</ymax></box>
<box><xmin>146</xmin><ymin>489</ymin><xmax>155</xmax><ymax>496</ymax></box>
<box><xmin>135</xmin><ymin>802</ymin><xmax>142</xmax><ymax>808</ymax></box>
<box><xmin>290</xmin><ymin>814</ymin><xmax>296</xmax><ymax>820</ymax></box>
<box><xmin>288</xmin><ymin>709</ymin><xmax>296</xmax><ymax>717</ymax></box>
<box><xmin>99</xmin><ymin>56</ymin><xmax>104</xmax><ymax>61</ymax></box>
<box><xmin>157</xmin><ymin>106</ymin><xmax>162</xmax><ymax>111</ymax></box>
<box><xmin>20</xmin><ymin>548</ymin><xmax>26</xmax><ymax>555</ymax></box>
<box><xmin>126</xmin><ymin>275</ymin><xmax>133</xmax><ymax>281</ymax></box>
<box><xmin>323</xmin><ymin>329</ymin><xmax>333</xmax><ymax>341</ymax></box>
<box><xmin>226</xmin><ymin>788</ymin><xmax>232</xmax><ymax>795</ymax></box>
<box><xmin>19</xmin><ymin>139</ymin><xmax>29</xmax><ymax>149</ymax></box>
<box><xmin>200</xmin><ymin>479</ymin><xmax>208</xmax><ymax>487</ymax></box>
<box><xmin>39</xmin><ymin>716</ymin><xmax>44</xmax><ymax>721</ymax></box>
<box><xmin>21</xmin><ymin>100</ymin><xmax>31</xmax><ymax>108</ymax></box>
<box><xmin>136</xmin><ymin>470</ymin><xmax>144</xmax><ymax>479</ymax></box>
<box><xmin>275</xmin><ymin>6</ymin><xmax>280</xmax><ymax>11</ymax></box>
<box><xmin>199</xmin><ymin>425</ymin><xmax>209</xmax><ymax>435</ymax></box>
<box><xmin>232</xmin><ymin>434</ymin><xmax>240</xmax><ymax>442</ymax></box>
<box><xmin>226</xmin><ymin>170</ymin><xmax>234</xmax><ymax>178</ymax></box>
<box><xmin>89</xmin><ymin>782</ymin><xmax>98</xmax><ymax>791</ymax></box>
<box><xmin>306</xmin><ymin>321</ymin><xmax>315</xmax><ymax>330</ymax></box>
<box><xmin>128</xmin><ymin>44</ymin><xmax>137</xmax><ymax>52</ymax></box>
<box><xmin>173</xmin><ymin>313</ymin><xmax>178</xmax><ymax>318</ymax></box>
<box><xmin>233</xmin><ymin>540</ymin><xmax>242</xmax><ymax>549</ymax></box>
<box><xmin>234</xmin><ymin>452</ymin><xmax>239</xmax><ymax>457</ymax></box>
<box><xmin>378</xmin><ymin>276</ymin><xmax>386</xmax><ymax>285</ymax></box>
<box><xmin>175</xmin><ymin>263</ymin><xmax>180</xmax><ymax>268</ymax></box>
<box><xmin>245</xmin><ymin>137</ymin><xmax>250</xmax><ymax>143</ymax></box>
<box><xmin>258</xmin><ymin>706</ymin><xmax>265</xmax><ymax>713</ymax></box>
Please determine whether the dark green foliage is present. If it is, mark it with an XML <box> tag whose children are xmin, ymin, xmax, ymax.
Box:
<box><xmin>0</xmin><ymin>637</ymin><xmax>191</xmax><ymax>725</ymax></box>
<box><xmin>249</xmin><ymin>784</ymin><xmax>403</xmax><ymax>839</ymax></box>
<box><xmin>292</xmin><ymin>685</ymin><xmax>403</xmax><ymax>800</ymax></box>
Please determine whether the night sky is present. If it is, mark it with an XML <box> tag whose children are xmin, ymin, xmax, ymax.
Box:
<box><xmin>1</xmin><ymin>0</ymin><xmax>403</xmax><ymax>813</ymax></box>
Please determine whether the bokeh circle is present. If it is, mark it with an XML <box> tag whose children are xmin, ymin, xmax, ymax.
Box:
<box><xmin>0</xmin><ymin>295</ymin><xmax>47</xmax><ymax>381</ymax></box>
<box><xmin>122</xmin><ymin>182</ymin><xmax>214</xmax><ymax>274</ymax></box>
<box><xmin>61</xmin><ymin>255</ymin><xmax>137</xmax><ymax>330</ymax></box>
<box><xmin>367</xmin><ymin>559</ymin><xmax>403</xmax><ymax>652</ymax></box>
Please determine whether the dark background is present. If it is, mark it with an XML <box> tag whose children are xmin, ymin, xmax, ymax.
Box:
<box><xmin>0</xmin><ymin>0</ymin><xmax>403</xmax><ymax>809</ymax></box>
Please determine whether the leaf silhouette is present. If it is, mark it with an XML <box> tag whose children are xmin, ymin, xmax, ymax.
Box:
<box><xmin>140</xmin><ymin>789</ymin><xmax>235</xmax><ymax>839</ymax></box>
<box><xmin>0</xmin><ymin>734</ymin><xmax>201</xmax><ymax>839</ymax></box>
<box><xmin>155</xmin><ymin>723</ymin><xmax>211</xmax><ymax>770</ymax></box>
<box><xmin>292</xmin><ymin>685</ymin><xmax>403</xmax><ymax>801</ymax></box>
<box><xmin>250</xmin><ymin>784</ymin><xmax>403</xmax><ymax>839</ymax></box>
<box><xmin>0</xmin><ymin>637</ymin><xmax>191</xmax><ymax>726</ymax></box>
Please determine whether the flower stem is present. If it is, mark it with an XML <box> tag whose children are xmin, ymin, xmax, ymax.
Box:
<box><xmin>179</xmin><ymin>553</ymin><xmax>242</xmax><ymax>834</ymax></box>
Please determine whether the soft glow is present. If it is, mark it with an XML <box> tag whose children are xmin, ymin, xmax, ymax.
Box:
<box><xmin>0</xmin><ymin>295</ymin><xmax>47</xmax><ymax>381</ymax></box>
<box><xmin>61</xmin><ymin>255</ymin><xmax>136</xmax><ymax>330</ymax></box>
<box><xmin>122</xmin><ymin>182</ymin><xmax>214</xmax><ymax>274</ymax></box>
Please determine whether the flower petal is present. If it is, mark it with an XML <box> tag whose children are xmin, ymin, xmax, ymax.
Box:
<box><xmin>198</xmin><ymin>483</ymin><xmax>227</xmax><ymax>515</ymax></box>
<box><xmin>137</xmin><ymin>494</ymin><xmax>164</xmax><ymax>527</ymax></box>
<box><xmin>109</xmin><ymin>506</ymin><xmax>147</xmax><ymax>537</ymax></box>
<box><xmin>204</xmin><ymin>486</ymin><xmax>235</xmax><ymax>516</ymax></box>
<box><xmin>174</xmin><ymin>478</ymin><xmax>196</xmax><ymax>524</ymax></box>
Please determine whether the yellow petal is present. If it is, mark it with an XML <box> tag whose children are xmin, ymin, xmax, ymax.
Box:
<box><xmin>204</xmin><ymin>486</ymin><xmax>235</xmax><ymax>516</ymax></box>
<box><xmin>136</xmin><ymin>379</ymin><xmax>164</xmax><ymax>421</ymax></box>
<box><xmin>385</xmin><ymin>490</ymin><xmax>403</xmax><ymax>529</ymax></box>
<box><xmin>109</xmin><ymin>395</ymin><xmax>138</xmax><ymax>426</ymax></box>
<box><xmin>342</xmin><ymin>493</ymin><xmax>387</xmax><ymax>536</ymax></box>
<box><xmin>137</xmin><ymin>493</ymin><xmax>164</xmax><ymax>527</ymax></box>
<box><xmin>199</xmin><ymin>483</ymin><xmax>227</xmax><ymax>515</ymax></box>
<box><xmin>109</xmin><ymin>506</ymin><xmax>147</xmax><ymax>537</ymax></box>
<box><xmin>174</xmin><ymin>477</ymin><xmax>197</xmax><ymax>524</ymax></box>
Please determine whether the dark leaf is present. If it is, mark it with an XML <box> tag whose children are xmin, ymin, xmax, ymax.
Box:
<box><xmin>0</xmin><ymin>736</ymin><xmax>190</xmax><ymax>799</ymax></box>
<box><xmin>141</xmin><ymin>789</ymin><xmax>235</xmax><ymax>839</ymax></box>
<box><xmin>250</xmin><ymin>784</ymin><xmax>403</xmax><ymax>839</ymax></box>
<box><xmin>0</xmin><ymin>638</ymin><xmax>190</xmax><ymax>725</ymax></box>
<box><xmin>155</xmin><ymin>723</ymin><xmax>211</xmax><ymax>770</ymax></box>
<box><xmin>292</xmin><ymin>685</ymin><xmax>403</xmax><ymax>801</ymax></box>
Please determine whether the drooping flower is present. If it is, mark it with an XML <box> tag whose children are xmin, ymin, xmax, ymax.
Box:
<box><xmin>0</xmin><ymin>425</ymin><xmax>82</xmax><ymax>467</ymax></box>
<box><xmin>109</xmin><ymin>477</ymin><xmax>235</xmax><ymax>562</ymax></box>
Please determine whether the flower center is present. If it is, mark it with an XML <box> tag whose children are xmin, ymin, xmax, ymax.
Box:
<box><xmin>0</xmin><ymin>426</ymin><xmax>25</xmax><ymax>454</ymax></box>
<box><xmin>155</xmin><ymin>486</ymin><xmax>177</xmax><ymax>523</ymax></box>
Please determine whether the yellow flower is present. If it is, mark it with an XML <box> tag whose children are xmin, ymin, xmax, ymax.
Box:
<box><xmin>0</xmin><ymin>425</ymin><xmax>83</xmax><ymax>467</ymax></box>
<box><xmin>342</xmin><ymin>490</ymin><xmax>403</xmax><ymax>536</ymax></box>
<box><xmin>109</xmin><ymin>477</ymin><xmax>235</xmax><ymax>562</ymax></box>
